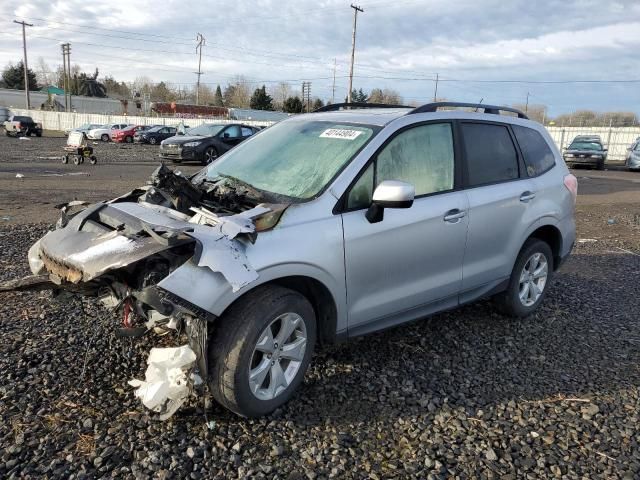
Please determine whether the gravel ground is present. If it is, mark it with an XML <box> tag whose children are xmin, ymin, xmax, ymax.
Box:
<box><xmin>1</xmin><ymin>133</ymin><xmax>640</xmax><ymax>478</ymax></box>
<box><xmin>1</xmin><ymin>222</ymin><xmax>639</xmax><ymax>479</ymax></box>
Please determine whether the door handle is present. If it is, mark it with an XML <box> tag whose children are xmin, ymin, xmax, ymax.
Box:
<box><xmin>443</xmin><ymin>209</ymin><xmax>466</xmax><ymax>223</ymax></box>
<box><xmin>520</xmin><ymin>191</ymin><xmax>536</xmax><ymax>202</ymax></box>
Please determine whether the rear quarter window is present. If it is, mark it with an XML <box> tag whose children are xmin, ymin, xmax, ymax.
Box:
<box><xmin>512</xmin><ymin>125</ymin><xmax>556</xmax><ymax>176</ymax></box>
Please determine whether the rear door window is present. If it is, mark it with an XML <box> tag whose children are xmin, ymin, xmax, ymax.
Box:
<box><xmin>225</xmin><ymin>125</ymin><xmax>241</xmax><ymax>138</ymax></box>
<box><xmin>512</xmin><ymin>125</ymin><xmax>555</xmax><ymax>176</ymax></box>
<box><xmin>461</xmin><ymin>123</ymin><xmax>519</xmax><ymax>187</ymax></box>
<box><xmin>241</xmin><ymin>127</ymin><xmax>254</xmax><ymax>137</ymax></box>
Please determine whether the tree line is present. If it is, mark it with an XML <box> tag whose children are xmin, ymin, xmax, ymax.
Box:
<box><xmin>2</xmin><ymin>59</ymin><xmax>637</xmax><ymax>123</ymax></box>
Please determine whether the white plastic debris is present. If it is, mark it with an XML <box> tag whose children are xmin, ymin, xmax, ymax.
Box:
<box><xmin>16</xmin><ymin>173</ymin><xmax>24</xmax><ymax>178</ymax></box>
<box><xmin>128</xmin><ymin>345</ymin><xmax>197</xmax><ymax>420</ymax></box>
<box><xmin>18</xmin><ymin>137</ymin><xmax>30</xmax><ymax>141</ymax></box>
<box><xmin>577</xmin><ymin>238</ymin><xmax>598</xmax><ymax>243</ymax></box>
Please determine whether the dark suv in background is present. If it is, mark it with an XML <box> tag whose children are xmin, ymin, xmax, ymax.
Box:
<box><xmin>159</xmin><ymin>123</ymin><xmax>259</xmax><ymax>164</ymax></box>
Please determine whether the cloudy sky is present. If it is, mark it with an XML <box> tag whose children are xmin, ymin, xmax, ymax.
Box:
<box><xmin>1</xmin><ymin>0</ymin><xmax>639</xmax><ymax>116</ymax></box>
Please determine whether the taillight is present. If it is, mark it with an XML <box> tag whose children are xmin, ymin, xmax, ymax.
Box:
<box><xmin>16</xmin><ymin>122</ymin><xmax>21</xmax><ymax>129</ymax></box>
<box><xmin>563</xmin><ymin>174</ymin><xmax>578</xmax><ymax>204</ymax></box>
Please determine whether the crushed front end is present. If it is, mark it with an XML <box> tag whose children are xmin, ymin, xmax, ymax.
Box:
<box><xmin>3</xmin><ymin>164</ymin><xmax>287</xmax><ymax>419</ymax></box>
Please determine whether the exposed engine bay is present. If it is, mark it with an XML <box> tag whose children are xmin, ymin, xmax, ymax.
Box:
<box><xmin>1</xmin><ymin>164</ymin><xmax>288</xmax><ymax>419</ymax></box>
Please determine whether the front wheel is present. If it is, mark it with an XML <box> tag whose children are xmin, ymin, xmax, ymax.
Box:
<box><xmin>101</xmin><ymin>134</ymin><xmax>109</xmax><ymax>142</ymax></box>
<box><xmin>495</xmin><ymin>239</ymin><xmax>553</xmax><ymax>318</ymax></box>
<box><xmin>596</xmin><ymin>159</ymin><xmax>605</xmax><ymax>171</ymax></box>
<box><xmin>203</xmin><ymin>147</ymin><xmax>218</xmax><ymax>165</ymax></box>
<box><xmin>149</xmin><ymin>137</ymin><xmax>157</xmax><ymax>145</ymax></box>
<box><xmin>125</xmin><ymin>136</ymin><xmax>133</xmax><ymax>143</ymax></box>
<box><xmin>208</xmin><ymin>285</ymin><xmax>316</xmax><ymax>418</ymax></box>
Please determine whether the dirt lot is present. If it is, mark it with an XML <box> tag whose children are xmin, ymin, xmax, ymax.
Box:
<box><xmin>0</xmin><ymin>133</ymin><xmax>639</xmax><ymax>479</ymax></box>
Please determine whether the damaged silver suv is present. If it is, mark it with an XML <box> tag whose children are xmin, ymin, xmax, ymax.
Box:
<box><xmin>5</xmin><ymin>102</ymin><xmax>577</xmax><ymax>418</ymax></box>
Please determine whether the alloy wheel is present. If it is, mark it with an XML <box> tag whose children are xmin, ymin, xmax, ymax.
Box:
<box><xmin>205</xmin><ymin>148</ymin><xmax>218</xmax><ymax>164</ymax></box>
<box><xmin>518</xmin><ymin>252</ymin><xmax>548</xmax><ymax>307</ymax></box>
<box><xmin>248</xmin><ymin>312</ymin><xmax>307</xmax><ymax>401</ymax></box>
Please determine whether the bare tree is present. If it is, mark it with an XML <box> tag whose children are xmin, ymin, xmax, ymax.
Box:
<box><xmin>368</xmin><ymin>87</ymin><xmax>403</xmax><ymax>104</ymax></box>
<box><xmin>35</xmin><ymin>57</ymin><xmax>51</xmax><ymax>87</ymax></box>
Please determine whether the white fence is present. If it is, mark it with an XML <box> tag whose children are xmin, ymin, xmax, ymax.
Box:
<box><xmin>546</xmin><ymin>126</ymin><xmax>639</xmax><ymax>162</ymax></box>
<box><xmin>10</xmin><ymin>109</ymin><xmax>640</xmax><ymax>162</ymax></box>
<box><xmin>10</xmin><ymin>109</ymin><xmax>274</xmax><ymax>132</ymax></box>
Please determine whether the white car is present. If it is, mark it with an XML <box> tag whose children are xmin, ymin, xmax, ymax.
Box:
<box><xmin>87</xmin><ymin>123</ymin><xmax>131</xmax><ymax>142</ymax></box>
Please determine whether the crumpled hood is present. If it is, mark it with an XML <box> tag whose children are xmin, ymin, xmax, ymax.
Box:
<box><xmin>34</xmin><ymin>200</ymin><xmax>270</xmax><ymax>292</ymax></box>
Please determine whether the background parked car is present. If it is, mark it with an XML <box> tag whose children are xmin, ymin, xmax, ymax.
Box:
<box><xmin>66</xmin><ymin>123</ymin><xmax>104</xmax><ymax>138</ymax></box>
<box><xmin>3</xmin><ymin>115</ymin><xmax>42</xmax><ymax>137</ymax></box>
<box><xmin>563</xmin><ymin>136</ymin><xmax>608</xmax><ymax>170</ymax></box>
<box><xmin>159</xmin><ymin>123</ymin><xmax>259</xmax><ymax>164</ymax></box>
<box><xmin>87</xmin><ymin>123</ymin><xmax>131</xmax><ymax>142</ymax></box>
<box><xmin>625</xmin><ymin>140</ymin><xmax>640</xmax><ymax>171</ymax></box>
<box><xmin>0</xmin><ymin>106</ymin><xmax>10</xmax><ymax>123</ymax></box>
<box><xmin>111</xmin><ymin>125</ymin><xmax>146</xmax><ymax>143</ymax></box>
<box><xmin>135</xmin><ymin>125</ymin><xmax>177</xmax><ymax>145</ymax></box>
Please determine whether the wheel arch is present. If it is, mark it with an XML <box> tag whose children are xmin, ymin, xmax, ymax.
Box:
<box><xmin>218</xmin><ymin>275</ymin><xmax>339</xmax><ymax>346</ymax></box>
<box><xmin>526</xmin><ymin>224</ymin><xmax>563</xmax><ymax>270</ymax></box>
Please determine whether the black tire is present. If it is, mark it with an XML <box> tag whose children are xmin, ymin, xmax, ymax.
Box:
<box><xmin>494</xmin><ymin>238</ymin><xmax>554</xmax><ymax>318</ymax></box>
<box><xmin>62</xmin><ymin>155</ymin><xmax>69</xmax><ymax>164</ymax></box>
<box><xmin>203</xmin><ymin>147</ymin><xmax>218</xmax><ymax>165</ymax></box>
<box><xmin>35</xmin><ymin>131</ymin><xmax>42</xmax><ymax>137</ymax></box>
<box><xmin>208</xmin><ymin>285</ymin><xmax>316</xmax><ymax>418</ymax></box>
<box><xmin>149</xmin><ymin>137</ymin><xmax>157</xmax><ymax>145</ymax></box>
<box><xmin>73</xmin><ymin>156</ymin><xmax>80</xmax><ymax>165</ymax></box>
<box><xmin>90</xmin><ymin>156</ymin><xmax>97</xmax><ymax>165</ymax></box>
<box><xmin>596</xmin><ymin>159</ymin><xmax>605</xmax><ymax>171</ymax></box>
<box><xmin>125</xmin><ymin>136</ymin><xmax>133</xmax><ymax>143</ymax></box>
<box><xmin>101</xmin><ymin>134</ymin><xmax>109</xmax><ymax>142</ymax></box>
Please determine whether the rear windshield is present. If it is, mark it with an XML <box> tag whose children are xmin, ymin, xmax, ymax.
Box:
<box><xmin>203</xmin><ymin>120</ymin><xmax>379</xmax><ymax>200</ymax></box>
<box><xmin>12</xmin><ymin>116</ymin><xmax>31</xmax><ymax>122</ymax></box>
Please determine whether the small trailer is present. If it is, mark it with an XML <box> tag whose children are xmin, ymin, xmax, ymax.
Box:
<box><xmin>62</xmin><ymin>131</ymin><xmax>97</xmax><ymax>165</ymax></box>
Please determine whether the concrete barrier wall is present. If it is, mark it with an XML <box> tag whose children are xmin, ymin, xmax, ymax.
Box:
<box><xmin>546</xmin><ymin>126</ymin><xmax>639</xmax><ymax>162</ymax></box>
<box><xmin>9</xmin><ymin>109</ymin><xmax>640</xmax><ymax>161</ymax></box>
<box><xmin>9</xmin><ymin>109</ymin><xmax>273</xmax><ymax>132</ymax></box>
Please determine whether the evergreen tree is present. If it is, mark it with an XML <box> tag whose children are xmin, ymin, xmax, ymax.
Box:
<box><xmin>249</xmin><ymin>85</ymin><xmax>274</xmax><ymax>110</ymax></box>
<box><xmin>1</xmin><ymin>61</ymin><xmax>38</xmax><ymax>90</ymax></box>
<box><xmin>312</xmin><ymin>98</ymin><xmax>325</xmax><ymax>111</ymax></box>
<box><xmin>213</xmin><ymin>84</ymin><xmax>224</xmax><ymax>107</ymax></box>
<box><xmin>283</xmin><ymin>96</ymin><xmax>303</xmax><ymax>113</ymax></box>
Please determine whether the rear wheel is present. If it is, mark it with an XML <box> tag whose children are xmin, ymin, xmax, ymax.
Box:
<box><xmin>125</xmin><ymin>136</ymin><xmax>133</xmax><ymax>143</ymax></box>
<box><xmin>495</xmin><ymin>239</ymin><xmax>553</xmax><ymax>317</ymax></box>
<box><xmin>149</xmin><ymin>137</ymin><xmax>157</xmax><ymax>145</ymax></box>
<box><xmin>208</xmin><ymin>285</ymin><xmax>316</xmax><ymax>418</ymax></box>
<box><xmin>73</xmin><ymin>155</ymin><xmax>80</xmax><ymax>165</ymax></box>
<box><xmin>62</xmin><ymin>155</ymin><xmax>69</xmax><ymax>164</ymax></box>
<box><xmin>101</xmin><ymin>134</ymin><xmax>109</xmax><ymax>142</ymax></box>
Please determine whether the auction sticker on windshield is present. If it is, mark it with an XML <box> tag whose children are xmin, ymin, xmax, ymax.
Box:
<box><xmin>320</xmin><ymin>128</ymin><xmax>364</xmax><ymax>140</ymax></box>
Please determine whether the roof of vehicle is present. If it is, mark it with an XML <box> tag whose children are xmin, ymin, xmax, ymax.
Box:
<box><xmin>302</xmin><ymin>101</ymin><xmax>533</xmax><ymax>127</ymax></box>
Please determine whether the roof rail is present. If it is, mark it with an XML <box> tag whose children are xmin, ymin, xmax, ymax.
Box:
<box><xmin>408</xmin><ymin>102</ymin><xmax>529</xmax><ymax>119</ymax></box>
<box><xmin>314</xmin><ymin>102</ymin><xmax>412</xmax><ymax>113</ymax></box>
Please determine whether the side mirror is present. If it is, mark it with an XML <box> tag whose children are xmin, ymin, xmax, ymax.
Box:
<box><xmin>223</xmin><ymin>132</ymin><xmax>230</xmax><ymax>138</ymax></box>
<box><xmin>603</xmin><ymin>148</ymin><xmax>608</xmax><ymax>152</ymax></box>
<box><xmin>365</xmin><ymin>180</ymin><xmax>415</xmax><ymax>224</ymax></box>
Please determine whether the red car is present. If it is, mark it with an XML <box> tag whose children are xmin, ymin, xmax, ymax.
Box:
<box><xmin>112</xmin><ymin>125</ymin><xmax>143</xmax><ymax>143</ymax></box>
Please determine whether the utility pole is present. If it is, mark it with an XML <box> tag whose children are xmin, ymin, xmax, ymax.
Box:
<box><xmin>525</xmin><ymin>92</ymin><xmax>530</xmax><ymax>113</ymax></box>
<box><xmin>332</xmin><ymin>58</ymin><xmax>336</xmax><ymax>104</ymax></box>
<box><xmin>66</xmin><ymin>44</ymin><xmax>72</xmax><ymax>110</ymax></box>
<box><xmin>61</xmin><ymin>44</ymin><xmax>68</xmax><ymax>111</ymax></box>
<box><xmin>347</xmin><ymin>4</ymin><xmax>363</xmax><ymax>103</ymax></box>
<box><xmin>14</xmin><ymin>20</ymin><xmax>33</xmax><ymax>110</ymax></box>
<box><xmin>301</xmin><ymin>82</ymin><xmax>311</xmax><ymax>112</ymax></box>
<box><xmin>195</xmin><ymin>33</ymin><xmax>205</xmax><ymax>105</ymax></box>
<box><xmin>433</xmin><ymin>73</ymin><xmax>439</xmax><ymax>102</ymax></box>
